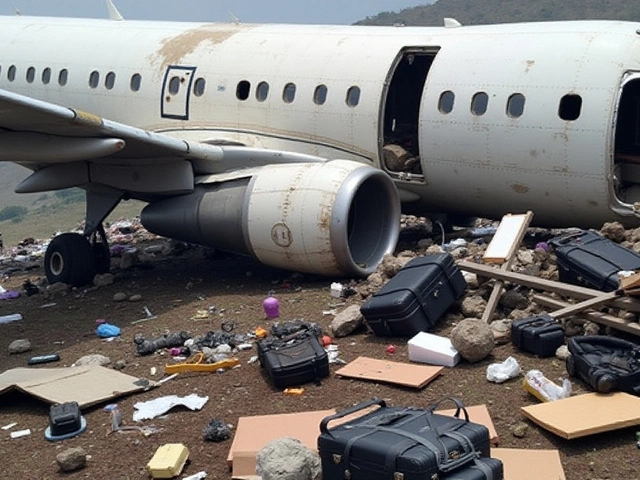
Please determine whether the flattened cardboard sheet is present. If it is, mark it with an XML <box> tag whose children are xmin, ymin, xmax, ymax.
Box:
<box><xmin>335</xmin><ymin>356</ymin><xmax>443</xmax><ymax>389</ymax></box>
<box><xmin>0</xmin><ymin>365</ymin><xmax>152</xmax><ymax>408</ymax></box>
<box><xmin>437</xmin><ymin>404</ymin><xmax>499</xmax><ymax>446</ymax></box>
<box><xmin>492</xmin><ymin>448</ymin><xmax>565</xmax><ymax>480</ymax></box>
<box><xmin>227</xmin><ymin>409</ymin><xmax>335</xmax><ymax>474</ymax></box>
<box><xmin>521</xmin><ymin>392</ymin><xmax>640</xmax><ymax>439</ymax></box>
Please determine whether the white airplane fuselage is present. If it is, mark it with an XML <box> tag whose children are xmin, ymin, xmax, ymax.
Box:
<box><xmin>3</xmin><ymin>16</ymin><xmax>640</xmax><ymax>228</ymax></box>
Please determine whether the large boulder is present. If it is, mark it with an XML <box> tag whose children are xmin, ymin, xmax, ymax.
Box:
<box><xmin>450</xmin><ymin>318</ymin><xmax>495</xmax><ymax>362</ymax></box>
<box><xmin>255</xmin><ymin>437</ymin><xmax>322</xmax><ymax>480</ymax></box>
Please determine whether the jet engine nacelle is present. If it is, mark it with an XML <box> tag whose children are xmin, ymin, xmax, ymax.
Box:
<box><xmin>141</xmin><ymin>160</ymin><xmax>401</xmax><ymax>277</ymax></box>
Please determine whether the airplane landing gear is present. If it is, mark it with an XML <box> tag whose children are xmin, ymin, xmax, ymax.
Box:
<box><xmin>44</xmin><ymin>224</ymin><xmax>111</xmax><ymax>286</ymax></box>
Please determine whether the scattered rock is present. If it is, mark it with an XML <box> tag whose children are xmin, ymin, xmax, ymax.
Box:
<box><xmin>563</xmin><ymin>319</ymin><xmax>583</xmax><ymax>337</ymax></box>
<box><xmin>583</xmin><ymin>321</ymin><xmax>601</xmax><ymax>336</ymax></box>
<box><xmin>379</xmin><ymin>254</ymin><xmax>405</xmax><ymax>278</ymax></box>
<box><xmin>120</xmin><ymin>249</ymin><xmax>139</xmax><ymax>269</ymax></box>
<box><xmin>461</xmin><ymin>271</ymin><xmax>479</xmax><ymax>289</ymax></box>
<box><xmin>256</xmin><ymin>437</ymin><xmax>322</xmax><ymax>480</ymax></box>
<box><xmin>93</xmin><ymin>273</ymin><xmax>114</xmax><ymax>287</ymax></box>
<box><xmin>74</xmin><ymin>354</ymin><xmax>111</xmax><ymax>366</ymax></box>
<box><xmin>56</xmin><ymin>447</ymin><xmax>87</xmax><ymax>472</ymax></box>
<box><xmin>556</xmin><ymin>345</ymin><xmax>570</xmax><ymax>361</ymax></box>
<box><xmin>113</xmin><ymin>359</ymin><xmax>127</xmax><ymax>370</ymax></box>
<box><xmin>461</xmin><ymin>296</ymin><xmax>487</xmax><ymax>318</ymax></box>
<box><xmin>600</xmin><ymin>221</ymin><xmax>626</xmax><ymax>243</ymax></box>
<box><xmin>489</xmin><ymin>319</ymin><xmax>512</xmax><ymax>345</ymax></box>
<box><xmin>499</xmin><ymin>290</ymin><xmax>529</xmax><ymax>310</ymax></box>
<box><xmin>8</xmin><ymin>339</ymin><xmax>31</xmax><ymax>354</ymax></box>
<box><xmin>450</xmin><ymin>318</ymin><xmax>495</xmax><ymax>362</ymax></box>
<box><xmin>516</xmin><ymin>250</ymin><xmax>535</xmax><ymax>266</ymax></box>
<box><xmin>129</xmin><ymin>294</ymin><xmax>142</xmax><ymax>302</ymax></box>
<box><xmin>113</xmin><ymin>292</ymin><xmax>128</xmax><ymax>302</ymax></box>
<box><xmin>46</xmin><ymin>282</ymin><xmax>70</xmax><ymax>295</ymax></box>
<box><xmin>511</xmin><ymin>422</ymin><xmax>529</xmax><ymax>438</ymax></box>
<box><xmin>331</xmin><ymin>304</ymin><xmax>364</xmax><ymax>338</ymax></box>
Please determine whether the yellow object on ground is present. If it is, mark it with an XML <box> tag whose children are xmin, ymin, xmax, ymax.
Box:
<box><xmin>284</xmin><ymin>388</ymin><xmax>305</xmax><ymax>395</ymax></box>
<box><xmin>165</xmin><ymin>352</ymin><xmax>240</xmax><ymax>374</ymax></box>
<box><xmin>147</xmin><ymin>443</ymin><xmax>189</xmax><ymax>479</ymax></box>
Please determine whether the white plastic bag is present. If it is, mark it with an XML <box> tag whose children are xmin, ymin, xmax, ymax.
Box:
<box><xmin>486</xmin><ymin>356</ymin><xmax>521</xmax><ymax>383</ymax></box>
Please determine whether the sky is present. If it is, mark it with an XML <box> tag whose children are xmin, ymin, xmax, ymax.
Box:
<box><xmin>0</xmin><ymin>0</ymin><xmax>432</xmax><ymax>24</ymax></box>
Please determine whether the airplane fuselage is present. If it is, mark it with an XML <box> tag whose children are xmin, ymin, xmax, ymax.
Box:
<box><xmin>2</xmin><ymin>16</ymin><xmax>640</xmax><ymax>228</ymax></box>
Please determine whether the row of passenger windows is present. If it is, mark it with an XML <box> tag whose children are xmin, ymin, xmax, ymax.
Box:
<box><xmin>0</xmin><ymin>64</ymin><xmax>583</xmax><ymax>121</ymax></box>
<box><xmin>437</xmin><ymin>90</ymin><xmax>583</xmax><ymax>121</ymax></box>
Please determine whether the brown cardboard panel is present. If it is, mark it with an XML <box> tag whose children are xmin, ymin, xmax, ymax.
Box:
<box><xmin>0</xmin><ymin>366</ymin><xmax>153</xmax><ymax>408</ymax></box>
<box><xmin>492</xmin><ymin>448</ymin><xmax>565</xmax><ymax>480</ymax></box>
<box><xmin>335</xmin><ymin>356</ymin><xmax>443</xmax><ymax>389</ymax></box>
<box><xmin>227</xmin><ymin>409</ymin><xmax>335</xmax><ymax>468</ymax></box>
<box><xmin>521</xmin><ymin>392</ymin><xmax>640</xmax><ymax>439</ymax></box>
<box><xmin>437</xmin><ymin>404</ymin><xmax>499</xmax><ymax>446</ymax></box>
<box><xmin>231</xmin><ymin>451</ymin><xmax>260</xmax><ymax>480</ymax></box>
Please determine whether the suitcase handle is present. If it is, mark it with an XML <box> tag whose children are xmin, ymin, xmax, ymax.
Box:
<box><xmin>320</xmin><ymin>398</ymin><xmax>386</xmax><ymax>434</ymax></box>
<box><xmin>427</xmin><ymin>396</ymin><xmax>469</xmax><ymax>423</ymax></box>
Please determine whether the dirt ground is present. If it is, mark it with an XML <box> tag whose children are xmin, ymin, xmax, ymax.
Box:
<box><xmin>0</xmin><ymin>234</ymin><xmax>639</xmax><ymax>480</ymax></box>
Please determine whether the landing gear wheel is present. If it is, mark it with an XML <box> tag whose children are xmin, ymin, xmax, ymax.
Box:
<box><xmin>44</xmin><ymin>233</ymin><xmax>96</xmax><ymax>286</ymax></box>
<box><xmin>91</xmin><ymin>225</ymin><xmax>111</xmax><ymax>274</ymax></box>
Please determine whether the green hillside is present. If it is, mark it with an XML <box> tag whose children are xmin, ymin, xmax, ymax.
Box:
<box><xmin>358</xmin><ymin>0</ymin><xmax>640</xmax><ymax>26</ymax></box>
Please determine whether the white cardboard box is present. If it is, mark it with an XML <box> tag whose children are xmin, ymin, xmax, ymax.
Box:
<box><xmin>408</xmin><ymin>332</ymin><xmax>460</xmax><ymax>367</ymax></box>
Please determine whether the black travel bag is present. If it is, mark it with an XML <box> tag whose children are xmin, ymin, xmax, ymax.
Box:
<box><xmin>318</xmin><ymin>397</ymin><xmax>502</xmax><ymax>480</ymax></box>
<box><xmin>49</xmin><ymin>401</ymin><xmax>82</xmax><ymax>437</ymax></box>
<box><xmin>360</xmin><ymin>253</ymin><xmax>467</xmax><ymax>336</ymax></box>
<box><xmin>549</xmin><ymin>230</ymin><xmax>640</xmax><ymax>291</ymax></box>
<box><xmin>257</xmin><ymin>332</ymin><xmax>329</xmax><ymax>389</ymax></box>
<box><xmin>566</xmin><ymin>335</ymin><xmax>640</xmax><ymax>395</ymax></box>
<box><xmin>511</xmin><ymin>314</ymin><xmax>565</xmax><ymax>357</ymax></box>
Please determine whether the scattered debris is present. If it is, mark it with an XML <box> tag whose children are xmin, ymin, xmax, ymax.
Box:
<box><xmin>0</xmin><ymin>313</ymin><xmax>22</xmax><ymax>324</ymax></box>
<box><xmin>335</xmin><ymin>356</ymin><xmax>442</xmax><ymax>389</ymax></box>
<box><xmin>9</xmin><ymin>429</ymin><xmax>31</xmax><ymax>439</ymax></box>
<box><xmin>203</xmin><ymin>419</ymin><xmax>232</xmax><ymax>442</ymax></box>
<box><xmin>73</xmin><ymin>354</ymin><xmax>111</xmax><ymax>367</ymax></box>
<box><xmin>523</xmin><ymin>370</ymin><xmax>571</xmax><ymax>402</ymax></box>
<box><xmin>486</xmin><ymin>356</ymin><xmax>521</xmax><ymax>384</ymax></box>
<box><xmin>8</xmin><ymin>339</ymin><xmax>31</xmax><ymax>355</ymax></box>
<box><xmin>408</xmin><ymin>331</ymin><xmax>461</xmax><ymax>367</ymax></box>
<box><xmin>147</xmin><ymin>444</ymin><xmax>189</xmax><ymax>479</ymax></box>
<box><xmin>56</xmin><ymin>447</ymin><xmax>87</xmax><ymax>472</ymax></box>
<box><xmin>450</xmin><ymin>318</ymin><xmax>495</xmax><ymax>362</ymax></box>
<box><xmin>256</xmin><ymin>437</ymin><xmax>322</xmax><ymax>480</ymax></box>
<box><xmin>96</xmin><ymin>323</ymin><xmax>121</xmax><ymax>338</ymax></box>
<box><xmin>330</xmin><ymin>304</ymin><xmax>363</xmax><ymax>338</ymax></box>
<box><xmin>133</xmin><ymin>394</ymin><xmax>209</xmax><ymax>421</ymax></box>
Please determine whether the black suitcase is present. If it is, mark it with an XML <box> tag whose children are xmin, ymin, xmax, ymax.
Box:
<box><xmin>549</xmin><ymin>230</ymin><xmax>640</xmax><ymax>291</ymax></box>
<box><xmin>511</xmin><ymin>314</ymin><xmax>565</xmax><ymax>357</ymax></box>
<box><xmin>257</xmin><ymin>332</ymin><xmax>329</xmax><ymax>388</ymax></box>
<box><xmin>360</xmin><ymin>253</ymin><xmax>467</xmax><ymax>336</ymax></box>
<box><xmin>49</xmin><ymin>402</ymin><xmax>82</xmax><ymax>437</ymax></box>
<box><xmin>566</xmin><ymin>335</ymin><xmax>640</xmax><ymax>395</ymax></box>
<box><xmin>318</xmin><ymin>397</ymin><xmax>499</xmax><ymax>480</ymax></box>
<box><xmin>442</xmin><ymin>458</ymin><xmax>503</xmax><ymax>480</ymax></box>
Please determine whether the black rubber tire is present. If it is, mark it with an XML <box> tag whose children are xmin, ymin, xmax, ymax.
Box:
<box><xmin>565</xmin><ymin>354</ymin><xmax>576</xmax><ymax>377</ymax></box>
<box><xmin>92</xmin><ymin>226</ymin><xmax>111</xmax><ymax>274</ymax></box>
<box><xmin>44</xmin><ymin>233</ymin><xmax>96</xmax><ymax>286</ymax></box>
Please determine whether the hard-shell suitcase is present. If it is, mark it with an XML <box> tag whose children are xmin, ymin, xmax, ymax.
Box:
<box><xmin>511</xmin><ymin>314</ymin><xmax>565</xmax><ymax>357</ymax></box>
<box><xmin>318</xmin><ymin>397</ymin><xmax>499</xmax><ymax>480</ymax></box>
<box><xmin>549</xmin><ymin>230</ymin><xmax>640</xmax><ymax>291</ymax></box>
<box><xmin>442</xmin><ymin>458</ymin><xmax>504</xmax><ymax>480</ymax></box>
<box><xmin>566</xmin><ymin>335</ymin><xmax>640</xmax><ymax>395</ymax></box>
<box><xmin>360</xmin><ymin>253</ymin><xmax>467</xmax><ymax>336</ymax></box>
<box><xmin>257</xmin><ymin>332</ymin><xmax>329</xmax><ymax>388</ymax></box>
<box><xmin>48</xmin><ymin>401</ymin><xmax>82</xmax><ymax>437</ymax></box>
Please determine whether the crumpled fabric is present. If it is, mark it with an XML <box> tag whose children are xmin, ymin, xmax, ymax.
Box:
<box><xmin>133</xmin><ymin>394</ymin><xmax>209</xmax><ymax>421</ymax></box>
<box><xmin>96</xmin><ymin>323</ymin><xmax>121</xmax><ymax>338</ymax></box>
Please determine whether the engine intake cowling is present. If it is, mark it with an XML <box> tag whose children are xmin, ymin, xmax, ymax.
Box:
<box><xmin>141</xmin><ymin>159</ymin><xmax>400</xmax><ymax>277</ymax></box>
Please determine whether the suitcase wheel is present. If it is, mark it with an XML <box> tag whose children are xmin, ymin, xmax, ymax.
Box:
<box><xmin>565</xmin><ymin>354</ymin><xmax>576</xmax><ymax>377</ymax></box>
<box><xmin>595</xmin><ymin>373</ymin><xmax>616</xmax><ymax>393</ymax></box>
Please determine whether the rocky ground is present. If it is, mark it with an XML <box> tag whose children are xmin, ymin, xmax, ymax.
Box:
<box><xmin>0</xmin><ymin>217</ymin><xmax>639</xmax><ymax>480</ymax></box>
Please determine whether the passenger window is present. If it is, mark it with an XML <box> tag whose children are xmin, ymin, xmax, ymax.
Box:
<box><xmin>559</xmin><ymin>94</ymin><xmax>582</xmax><ymax>121</ymax></box>
<box><xmin>26</xmin><ymin>67</ymin><xmax>35</xmax><ymax>83</ymax></box>
<box><xmin>236</xmin><ymin>80</ymin><xmax>250</xmax><ymax>100</ymax></box>
<box><xmin>168</xmin><ymin>76</ymin><xmax>180</xmax><ymax>95</ymax></box>
<box><xmin>438</xmin><ymin>91</ymin><xmax>455</xmax><ymax>113</ymax></box>
<box><xmin>283</xmin><ymin>82</ymin><xmax>296</xmax><ymax>103</ymax></box>
<box><xmin>105</xmin><ymin>71</ymin><xmax>116</xmax><ymax>90</ymax></box>
<box><xmin>89</xmin><ymin>70</ymin><xmax>100</xmax><ymax>89</ymax></box>
<box><xmin>58</xmin><ymin>69</ymin><xmax>68</xmax><ymax>86</ymax></box>
<box><xmin>130</xmin><ymin>73</ymin><xmax>141</xmax><ymax>92</ymax></box>
<box><xmin>471</xmin><ymin>92</ymin><xmax>488</xmax><ymax>116</ymax></box>
<box><xmin>314</xmin><ymin>85</ymin><xmax>328</xmax><ymax>105</ymax></box>
<box><xmin>507</xmin><ymin>93</ymin><xmax>525</xmax><ymax>118</ymax></box>
<box><xmin>8</xmin><ymin>65</ymin><xmax>16</xmax><ymax>82</ymax></box>
<box><xmin>256</xmin><ymin>81</ymin><xmax>269</xmax><ymax>102</ymax></box>
<box><xmin>42</xmin><ymin>67</ymin><xmax>51</xmax><ymax>85</ymax></box>
<box><xmin>346</xmin><ymin>86</ymin><xmax>360</xmax><ymax>107</ymax></box>
<box><xmin>194</xmin><ymin>77</ymin><xmax>206</xmax><ymax>96</ymax></box>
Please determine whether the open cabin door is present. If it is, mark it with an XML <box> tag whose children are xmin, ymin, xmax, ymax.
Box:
<box><xmin>161</xmin><ymin>65</ymin><xmax>197</xmax><ymax>120</ymax></box>
<box><xmin>613</xmin><ymin>74</ymin><xmax>640</xmax><ymax>207</ymax></box>
<box><xmin>380</xmin><ymin>48</ymin><xmax>438</xmax><ymax>183</ymax></box>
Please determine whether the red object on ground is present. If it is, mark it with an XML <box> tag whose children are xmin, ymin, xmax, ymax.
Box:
<box><xmin>386</xmin><ymin>345</ymin><xmax>396</xmax><ymax>354</ymax></box>
<box><xmin>322</xmin><ymin>335</ymin><xmax>332</xmax><ymax>347</ymax></box>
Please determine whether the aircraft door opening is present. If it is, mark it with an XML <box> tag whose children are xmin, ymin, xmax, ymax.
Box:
<box><xmin>380</xmin><ymin>48</ymin><xmax>438</xmax><ymax>182</ymax></box>
<box><xmin>161</xmin><ymin>65</ymin><xmax>197</xmax><ymax>120</ymax></box>
<box><xmin>613</xmin><ymin>75</ymin><xmax>640</xmax><ymax>206</ymax></box>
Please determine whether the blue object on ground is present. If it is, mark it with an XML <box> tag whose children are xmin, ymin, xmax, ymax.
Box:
<box><xmin>44</xmin><ymin>416</ymin><xmax>87</xmax><ymax>441</ymax></box>
<box><xmin>96</xmin><ymin>323</ymin><xmax>121</xmax><ymax>338</ymax></box>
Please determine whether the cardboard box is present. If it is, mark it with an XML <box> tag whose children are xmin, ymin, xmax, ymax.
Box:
<box><xmin>147</xmin><ymin>443</ymin><xmax>189</xmax><ymax>479</ymax></box>
<box><xmin>408</xmin><ymin>331</ymin><xmax>460</xmax><ymax>367</ymax></box>
<box><xmin>492</xmin><ymin>448</ymin><xmax>565</xmax><ymax>480</ymax></box>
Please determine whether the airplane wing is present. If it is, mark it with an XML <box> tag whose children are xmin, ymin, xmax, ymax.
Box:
<box><xmin>0</xmin><ymin>88</ymin><xmax>326</xmax><ymax>179</ymax></box>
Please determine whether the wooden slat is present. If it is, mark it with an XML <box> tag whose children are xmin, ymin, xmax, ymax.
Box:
<box><xmin>457</xmin><ymin>260</ymin><xmax>640</xmax><ymax>312</ymax></box>
<box><xmin>550</xmin><ymin>291</ymin><xmax>621</xmax><ymax>318</ymax></box>
<box><xmin>532</xmin><ymin>294</ymin><xmax>640</xmax><ymax>336</ymax></box>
